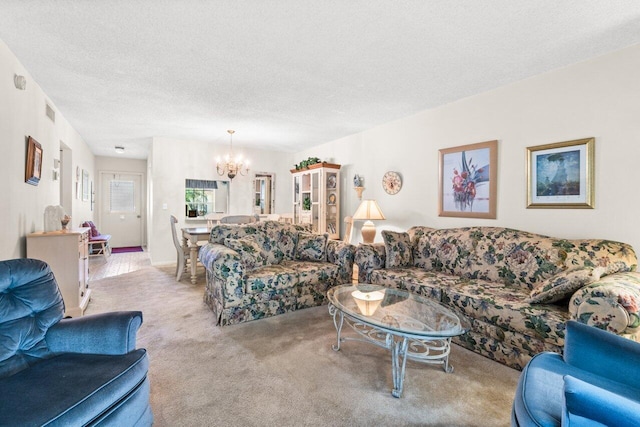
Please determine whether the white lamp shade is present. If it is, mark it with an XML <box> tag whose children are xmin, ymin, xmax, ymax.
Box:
<box><xmin>352</xmin><ymin>199</ymin><xmax>386</xmax><ymax>221</ymax></box>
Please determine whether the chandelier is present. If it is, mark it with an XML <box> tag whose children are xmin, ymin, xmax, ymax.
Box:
<box><xmin>216</xmin><ymin>130</ymin><xmax>249</xmax><ymax>180</ymax></box>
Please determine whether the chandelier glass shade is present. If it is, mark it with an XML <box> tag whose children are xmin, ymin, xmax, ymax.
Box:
<box><xmin>216</xmin><ymin>130</ymin><xmax>249</xmax><ymax>180</ymax></box>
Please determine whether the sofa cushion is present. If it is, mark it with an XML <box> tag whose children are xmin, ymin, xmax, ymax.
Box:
<box><xmin>382</xmin><ymin>230</ymin><xmax>413</xmax><ymax>268</ymax></box>
<box><xmin>245</xmin><ymin>264</ymin><xmax>297</xmax><ymax>294</ymax></box>
<box><xmin>0</xmin><ymin>349</ymin><xmax>148</xmax><ymax>426</ymax></box>
<box><xmin>527</xmin><ymin>269</ymin><xmax>595</xmax><ymax>304</ymax></box>
<box><xmin>370</xmin><ymin>268</ymin><xmax>451</xmax><ymax>300</ymax></box>
<box><xmin>443</xmin><ymin>279</ymin><xmax>570</xmax><ymax>346</ymax></box>
<box><xmin>290</xmin><ymin>261</ymin><xmax>339</xmax><ymax>285</ymax></box>
<box><xmin>295</xmin><ymin>232</ymin><xmax>328</xmax><ymax>262</ymax></box>
<box><xmin>224</xmin><ymin>237</ymin><xmax>266</xmax><ymax>271</ymax></box>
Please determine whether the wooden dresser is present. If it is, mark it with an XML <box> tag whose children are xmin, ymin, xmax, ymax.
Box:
<box><xmin>27</xmin><ymin>227</ymin><xmax>91</xmax><ymax>317</ymax></box>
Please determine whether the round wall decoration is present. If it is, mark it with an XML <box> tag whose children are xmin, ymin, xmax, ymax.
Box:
<box><xmin>382</xmin><ymin>171</ymin><xmax>402</xmax><ymax>195</ymax></box>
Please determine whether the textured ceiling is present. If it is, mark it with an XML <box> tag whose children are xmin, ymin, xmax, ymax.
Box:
<box><xmin>1</xmin><ymin>1</ymin><xmax>640</xmax><ymax>159</ymax></box>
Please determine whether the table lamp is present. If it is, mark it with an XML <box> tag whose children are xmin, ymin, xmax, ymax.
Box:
<box><xmin>352</xmin><ymin>199</ymin><xmax>386</xmax><ymax>244</ymax></box>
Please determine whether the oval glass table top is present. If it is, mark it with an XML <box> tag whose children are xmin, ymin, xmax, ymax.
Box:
<box><xmin>328</xmin><ymin>284</ymin><xmax>470</xmax><ymax>338</ymax></box>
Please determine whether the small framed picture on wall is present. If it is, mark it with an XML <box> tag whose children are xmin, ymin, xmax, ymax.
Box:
<box><xmin>82</xmin><ymin>169</ymin><xmax>90</xmax><ymax>201</ymax></box>
<box><xmin>526</xmin><ymin>137</ymin><xmax>595</xmax><ymax>209</ymax></box>
<box><xmin>25</xmin><ymin>136</ymin><xmax>43</xmax><ymax>186</ymax></box>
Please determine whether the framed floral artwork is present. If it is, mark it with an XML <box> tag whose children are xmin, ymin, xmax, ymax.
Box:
<box><xmin>438</xmin><ymin>140</ymin><xmax>498</xmax><ymax>219</ymax></box>
<box><xmin>25</xmin><ymin>136</ymin><xmax>43</xmax><ymax>186</ymax></box>
<box><xmin>526</xmin><ymin>137</ymin><xmax>594</xmax><ymax>209</ymax></box>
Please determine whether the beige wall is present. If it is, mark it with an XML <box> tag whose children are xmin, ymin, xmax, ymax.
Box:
<box><xmin>294</xmin><ymin>44</ymin><xmax>640</xmax><ymax>253</ymax></box>
<box><xmin>0</xmin><ymin>40</ymin><xmax>95</xmax><ymax>260</ymax></box>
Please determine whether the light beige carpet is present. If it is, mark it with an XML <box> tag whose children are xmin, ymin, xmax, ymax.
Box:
<box><xmin>85</xmin><ymin>266</ymin><xmax>519</xmax><ymax>427</ymax></box>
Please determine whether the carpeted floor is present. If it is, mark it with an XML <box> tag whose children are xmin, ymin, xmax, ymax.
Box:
<box><xmin>85</xmin><ymin>266</ymin><xmax>519</xmax><ymax>426</ymax></box>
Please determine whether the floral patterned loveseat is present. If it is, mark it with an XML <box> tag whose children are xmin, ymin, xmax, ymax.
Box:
<box><xmin>199</xmin><ymin>221</ymin><xmax>355</xmax><ymax>326</ymax></box>
<box><xmin>355</xmin><ymin>226</ymin><xmax>639</xmax><ymax>370</ymax></box>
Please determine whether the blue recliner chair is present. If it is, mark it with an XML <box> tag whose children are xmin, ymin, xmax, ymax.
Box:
<box><xmin>0</xmin><ymin>258</ymin><xmax>153</xmax><ymax>426</ymax></box>
<box><xmin>512</xmin><ymin>320</ymin><xmax>640</xmax><ymax>426</ymax></box>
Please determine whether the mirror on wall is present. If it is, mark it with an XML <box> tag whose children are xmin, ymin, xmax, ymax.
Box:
<box><xmin>253</xmin><ymin>172</ymin><xmax>275</xmax><ymax>215</ymax></box>
<box><xmin>185</xmin><ymin>179</ymin><xmax>229</xmax><ymax>218</ymax></box>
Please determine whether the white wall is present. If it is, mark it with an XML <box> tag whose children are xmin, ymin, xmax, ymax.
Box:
<box><xmin>148</xmin><ymin>137</ymin><xmax>293</xmax><ymax>264</ymax></box>
<box><xmin>0</xmin><ymin>40</ymin><xmax>95</xmax><ymax>260</ymax></box>
<box><xmin>294</xmin><ymin>44</ymin><xmax>640</xmax><ymax>254</ymax></box>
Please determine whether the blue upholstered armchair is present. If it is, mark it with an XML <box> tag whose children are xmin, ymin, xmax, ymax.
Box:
<box><xmin>512</xmin><ymin>320</ymin><xmax>640</xmax><ymax>426</ymax></box>
<box><xmin>0</xmin><ymin>258</ymin><xmax>152</xmax><ymax>426</ymax></box>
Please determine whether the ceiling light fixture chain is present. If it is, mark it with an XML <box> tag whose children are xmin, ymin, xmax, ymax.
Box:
<box><xmin>216</xmin><ymin>129</ymin><xmax>249</xmax><ymax>180</ymax></box>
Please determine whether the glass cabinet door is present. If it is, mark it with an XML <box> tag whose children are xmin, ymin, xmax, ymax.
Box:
<box><xmin>325</xmin><ymin>171</ymin><xmax>339</xmax><ymax>237</ymax></box>
<box><xmin>293</xmin><ymin>175</ymin><xmax>301</xmax><ymax>223</ymax></box>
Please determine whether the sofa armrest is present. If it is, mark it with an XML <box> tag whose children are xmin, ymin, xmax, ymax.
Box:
<box><xmin>563</xmin><ymin>320</ymin><xmax>640</xmax><ymax>389</ymax></box>
<box><xmin>568</xmin><ymin>272</ymin><xmax>640</xmax><ymax>336</ymax></box>
<box><xmin>327</xmin><ymin>240</ymin><xmax>356</xmax><ymax>283</ymax></box>
<box><xmin>45</xmin><ymin>311</ymin><xmax>142</xmax><ymax>355</ymax></box>
<box><xmin>354</xmin><ymin>243</ymin><xmax>386</xmax><ymax>283</ymax></box>
<box><xmin>199</xmin><ymin>242</ymin><xmax>246</xmax><ymax>299</ymax></box>
<box><xmin>563</xmin><ymin>375</ymin><xmax>640</xmax><ymax>426</ymax></box>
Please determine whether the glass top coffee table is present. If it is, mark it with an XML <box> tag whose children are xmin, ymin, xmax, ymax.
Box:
<box><xmin>327</xmin><ymin>284</ymin><xmax>470</xmax><ymax>398</ymax></box>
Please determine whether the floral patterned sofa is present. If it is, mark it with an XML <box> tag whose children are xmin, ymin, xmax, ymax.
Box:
<box><xmin>355</xmin><ymin>226</ymin><xmax>639</xmax><ymax>370</ymax></box>
<box><xmin>199</xmin><ymin>221</ymin><xmax>355</xmax><ymax>326</ymax></box>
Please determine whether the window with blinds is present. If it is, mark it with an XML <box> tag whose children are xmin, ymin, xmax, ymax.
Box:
<box><xmin>110</xmin><ymin>180</ymin><xmax>135</xmax><ymax>212</ymax></box>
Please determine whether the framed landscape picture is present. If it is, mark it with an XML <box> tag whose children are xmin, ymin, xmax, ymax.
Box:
<box><xmin>25</xmin><ymin>136</ymin><xmax>43</xmax><ymax>186</ymax></box>
<box><xmin>527</xmin><ymin>137</ymin><xmax>594</xmax><ymax>209</ymax></box>
<box><xmin>438</xmin><ymin>140</ymin><xmax>498</xmax><ymax>219</ymax></box>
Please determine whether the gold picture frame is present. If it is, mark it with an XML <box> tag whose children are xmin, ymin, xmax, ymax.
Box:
<box><xmin>25</xmin><ymin>136</ymin><xmax>43</xmax><ymax>186</ymax></box>
<box><xmin>438</xmin><ymin>140</ymin><xmax>498</xmax><ymax>219</ymax></box>
<box><xmin>527</xmin><ymin>137</ymin><xmax>595</xmax><ymax>209</ymax></box>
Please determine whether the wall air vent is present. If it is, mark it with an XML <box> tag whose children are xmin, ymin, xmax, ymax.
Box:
<box><xmin>45</xmin><ymin>103</ymin><xmax>55</xmax><ymax>123</ymax></box>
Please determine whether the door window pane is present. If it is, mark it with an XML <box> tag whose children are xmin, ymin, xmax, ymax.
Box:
<box><xmin>110</xmin><ymin>180</ymin><xmax>135</xmax><ymax>212</ymax></box>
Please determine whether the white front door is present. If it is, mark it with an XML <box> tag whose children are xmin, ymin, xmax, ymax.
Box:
<box><xmin>100</xmin><ymin>172</ymin><xmax>142</xmax><ymax>248</ymax></box>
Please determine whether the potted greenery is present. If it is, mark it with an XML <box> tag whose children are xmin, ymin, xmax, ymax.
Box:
<box><xmin>302</xmin><ymin>196</ymin><xmax>311</xmax><ymax>211</ymax></box>
<box><xmin>294</xmin><ymin>157</ymin><xmax>322</xmax><ymax>170</ymax></box>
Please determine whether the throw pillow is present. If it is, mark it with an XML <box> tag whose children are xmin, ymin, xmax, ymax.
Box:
<box><xmin>526</xmin><ymin>268</ymin><xmax>595</xmax><ymax>304</ymax></box>
<box><xmin>295</xmin><ymin>232</ymin><xmax>328</xmax><ymax>262</ymax></box>
<box><xmin>382</xmin><ymin>230</ymin><xmax>413</xmax><ymax>268</ymax></box>
<box><xmin>224</xmin><ymin>237</ymin><xmax>266</xmax><ymax>271</ymax></box>
<box><xmin>82</xmin><ymin>221</ymin><xmax>99</xmax><ymax>238</ymax></box>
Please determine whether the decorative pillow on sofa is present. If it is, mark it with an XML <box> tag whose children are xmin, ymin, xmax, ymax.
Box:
<box><xmin>295</xmin><ymin>232</ymin><xmax>328</xmax><ymax>262</ymax></box>
<box><xmin>526</xmin><ymin>268</ymin><xmax>596</xmax><ymax>304</ymax></box>
<box><xmin>382</xmin><ymin>230</ymin><xmax>413</xmax><ymax>268</ymax></box>
<box><xmin>224</xmin><ymin>237</ymin><xmax>266</xmax><ymax>271</ymax></box>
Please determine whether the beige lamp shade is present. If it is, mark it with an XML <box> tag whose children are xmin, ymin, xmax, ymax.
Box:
<box><xmin>352</xmin><ymin>200</ymin><xmax>386</xmax><ymax>221</ymax></box>
<box><xmin>352</xmin><ymin>200</ymin><xmax>385</xmax><ymax>244</ymax></box>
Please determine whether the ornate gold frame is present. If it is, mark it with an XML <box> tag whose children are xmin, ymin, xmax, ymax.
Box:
<box><xmin>526</xmin><ymin>137</ymin><xmax>595</xmax><ymax>209</ymax></box>
<box><xmin>438</xmin><ymin>140</ymin><xmax>498</xmax><ymax>219</ymax></box>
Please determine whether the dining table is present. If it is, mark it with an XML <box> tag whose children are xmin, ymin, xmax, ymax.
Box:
<box><xmin>181</xmin><ymin>226</ymin><xmax>211</xmax><ymax>284</ymax></box>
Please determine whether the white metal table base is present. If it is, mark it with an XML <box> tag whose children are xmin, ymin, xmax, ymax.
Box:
<box><xmin>329</xmin><ymin>303</ymin><xmax>454</xmax><ymax>398</ymax></box>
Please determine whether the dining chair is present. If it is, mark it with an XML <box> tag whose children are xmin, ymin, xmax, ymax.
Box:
<box><xmin>259</xmin><ymin>214</ymin><xmax>281</xmax><ymax>222</ymax></box>
<box><xmin>170</xmin><ymin>215</ymin><xmax>190</xmax><ymax>281</ymax></box>
<box><xmin>219</xmin><ymin>214</ymin><xmax>260</xmax><ymax>224</ymax></box>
